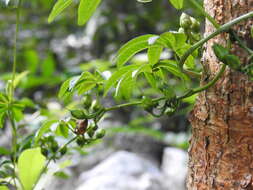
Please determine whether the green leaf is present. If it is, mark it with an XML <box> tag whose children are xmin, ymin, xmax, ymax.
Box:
<box><xmin>41</xmin><ymin>54</ymin><xmax>55</xmax><ymax>77</ymax></box>
<box><xmin>24</xmin><ymin>50</ymin><xmax>39</xmax><ymax>74</ymax></box>
<box><xmin>116</xmin><ymin>75</ymin><xmax>135</xmax><ymax>99</ymax></box>
<box><xmin>212</xmin><ymin>44</ymin><xmax>241</xmax><ymax>70</ymax></box>
<box><xmin>48</xmin><ymin>0</ymin><xmax>73</xmax><ymax>23</ymax></box>
<box><xmin>78</xmin><ymin>0</ymin><xmax>102</xmax><ymax>26</ymax></box>
<box><xmin>0</xmin><ymin>186</ymin><xmax>9</xmax><ymax>190</ymax></box>
<box><xmin>153</xmin><ymin>60</ymin><xmax>189</xmax><ymax>81</ymax></box>
<box><xmin>0</xmin><ymin>112</ymin><xmax>6</xmax><ymax>129</ymax></box>
<box><xmin>169</xmin><ymin>0</ymin><xmax>184</xmax><ymax>9</ymax></box>
<box><xmin>104</xmin><ymin>65</ymin><xmax>139</xmax><ymax>96</ymax></box>
<box><xmin>0</xmin><ymin>147</ymin><xmax>11</xmax><ymax>156</ymax></box>
<box><xmin>159</xmin><ymin>32</ymin><xmax>175</xmax><ymax>48</ymax></box>
<box><xmin>144</xmin><ymin>72</ymin><xmax>157</xmax><ymax>89</ymax></box>
<box><xmin>17</xmin><ymin>148</ymin><xmax>46</xmax><ymax>190</ymax></box>
<box><xmin>148</xmin><ymin>46</ymin><xmax>163</xmax><ymax>65</ymax></box>
<box><xmin>58</xmin><ymin>78</ymin><xmax>72</xmax><ymax>100</ymax></box>
<box><xmin>13</xmin><ymin>71</ymin><xmax>29</xmax><ymax>88</ymax></box>
<box><xmin>77</xmin><ymin>81</ymin><xmax>96</xmax><ymax>95</ymax></box>
<box><xmin>11</xmin><ymin>108</ymin><xmax>24</xmax><ymax>122</ymax></box>
<box><xmin>212</xmin><ymin>44</ymin><xmax>229</xmax><ymax>62</ymax></box>
<box><xmin>115</xmin><ymin>34</ymin><xmax>157</xmax><ymax>67</ymax></box>
<box><xmin>54</xmin><ymin>171</ymin><xmax>70</xmax><ymax>179</ymax></box>
<box><xmin>55</xmin><ymin>122</ymin><xmax>69</xmax><ymax>138</ymax></box>
<box><xmin>34</xmin><ymin>120</ymin><xmax>58</xmax><ymax>145</ymax></box>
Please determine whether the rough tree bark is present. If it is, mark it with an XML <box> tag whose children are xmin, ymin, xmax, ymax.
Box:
<box><xmin>187</xmin><ymin>0</ymin><xmax>253</xmax><ymax>189</ymax></box>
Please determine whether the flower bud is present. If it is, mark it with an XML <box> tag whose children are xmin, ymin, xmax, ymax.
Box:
<box><xmin>190</xmin><ymin>17</ymin><xmax>200</xmax><ymax>32</ymax></box>
<box><xmin>180</xmin><ymin>13</ymin><xmax>192</xmax><ymax>29</ymax></box>
<box><xmin>96</xmin><ymin>129</ymin><xmax>106</xmax><ymax>139</ymax></box>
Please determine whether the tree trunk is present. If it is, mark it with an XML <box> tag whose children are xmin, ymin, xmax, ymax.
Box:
<box><xmin>187</xmin><ymin>0</ymin><xmax>253</xmax><ymax>189</ymax></box>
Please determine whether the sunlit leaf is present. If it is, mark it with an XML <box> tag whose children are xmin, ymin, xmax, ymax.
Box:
<box><xmin>104</xmin><ymin>65</ymin><xmax>139</xmax><ymax>96</ymax></box>
<box><xmin>13</xmin><ymin>71</ymin><xmax>29</xmax><ymax>88</ymax></box>
<box><xmin>78</xmin><ymin>0</ymin><xmax>102</xmax><ymax>25</ymax></box>
<box><xmin>148</xmin><ymin>46</ymin><xmax>163</xmax><ymax>65</ymax></box>
<box><xmin>48</xmin><ymin>0</ymin><xmax>73</xmax><ymax>23</ymax></box>
<box><xmin>153</xmin><ymin>60</ymin><xmax>189</xmax><ymax>81</ymax></box>
<box><xmin>17</xmin><ymin>148</ymin><xmax>46</xmax><ymax>190</ymax></box>
<box><xmin>34</xmin><ymin>120</ymin><xmax>58</xmax><ymax>145</ymax></box>
<box><xmin>169</xmin><ymin>0</ymin><xmax>184</xmax><ymax>9</ymax></box>
<box><xmin>0</xmin><ymin>186</ymin><xmax>9</xmax><ymax>190</ymax></box>
<box><xmin>55</xmin><ymin>122</ymin><xmax>69</xmax><ymax>138</ymax></box>
<box><xmin>115</xmin><ymin>34</ymin><xmax>157</xmax><ymax>67</ymax></box>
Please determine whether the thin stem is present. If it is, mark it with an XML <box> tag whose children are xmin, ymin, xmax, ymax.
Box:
<box><xmin>10</xmin><ymin>0</ymin><xmax>21</xmax><ymax>102</ymax></box>
<box><xmin>8</xmin><ymin>2</ymin><xmax>22</xmax><ymax>189</ymax></box>
<box><xmin>179</xmin><ymin>11</ymin><xmax>253</xmax><ymax>74</ymax></box>
<box><xmin>104</xmin><ymin>97</ymin><xmax>165</xmax><ymax>112</ymax></box>
<box><xmin>178</xmin><ymin>64</ymin><xmax>226</xmax><ymax>99</ymax></box>
<box><xmin>7</xmin><ymin>111</ymin><xmax>18</xmax><ymax>189</ymax></box>
<box><xmin>33</xmin><ymin>136</ymin><xmax>78</xmax><ymax>190</ymax></box>
<box><xmin>188</xmin><ymin>0</ymin><xmax>220</xmax><ymax>29</ymax></box>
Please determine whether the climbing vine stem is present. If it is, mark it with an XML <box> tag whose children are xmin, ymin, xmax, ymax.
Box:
<box><xmin>179</xmin><ymin>11</ymin><xmax>253</xmax><ymax>76</ymax></box>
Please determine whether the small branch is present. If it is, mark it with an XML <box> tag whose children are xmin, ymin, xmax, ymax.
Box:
<box><xmin>179</xmin><ymin>11</ymin><xmax>253</xmax><ymax>77</ymax></box>
<box><xmin>33</xmin><ymin>136</ymin><xmax>78</xmax><ymax>190</ymax></box>
<box><xmin>104</xmin><ymin>97</ymin><xmax>165</xmax><ymax>112</ymax></box>
<box><xmin>10</xmin><ymin>0</ymin><xmax>22</xmax><ymax>101</ymax></box>
<box><xmin>178</xmin><ymin>64</ymin><xmax>226</xmax><ymax>99</ymax></box>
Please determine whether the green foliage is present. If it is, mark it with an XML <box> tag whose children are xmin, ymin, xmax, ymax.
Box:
<box><xmin>0</xmin><ymin>186</ymin><xmax>9</xmax><ymax>190</ymax></box>
<box><xmin>169</xmin><ymin>0</ymin><xmax>184</xmax><ymax>10</ymax></box>
<box><xmin>78</xmin><ymin>0</ymin><xmax>102</xmax><ymax>25</ymax></box>
<box><xmin>17</xmin><ymin>148</ymin><xmax>46</xmax><ymax>190</ymax></box>
<box><xmin>0</xmin><ymin>0</ymin><xmax>252</xmax><ymax>189</ymax></box>
<box><xmin>48</xmin><ymin>0</ymin><xmax>73</xmax><ymax>23</ymax></box>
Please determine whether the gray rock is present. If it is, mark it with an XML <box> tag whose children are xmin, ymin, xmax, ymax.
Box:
<box><xmin>76</xmin><ymin>151</ymin><xmax>167</xmax><ymax>190</ymax></box>
<box><xmin>161</xmin><ymin>147</ymin><xmax>188</xmax><ymax>190</ymax></box>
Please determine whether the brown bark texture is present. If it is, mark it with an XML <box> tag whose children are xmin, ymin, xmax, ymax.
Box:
<box><xmin>187</xmin><ymin>0</ymin><xmax>253</xmax><ymax>189</ymax></box>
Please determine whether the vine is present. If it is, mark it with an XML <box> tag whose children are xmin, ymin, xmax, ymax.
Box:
<box><xmin>0</xmin><ymin>0</ymin><xmax>252</xmax><ymax>189</ymax></box>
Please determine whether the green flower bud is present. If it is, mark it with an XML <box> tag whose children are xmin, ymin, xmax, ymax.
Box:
<box><xmin>178</xmin><ymin>27</ymin><xmax>185</xmax><ymax>33</ymax></box>
<box><xmin>51</xmin><ymin>142</ymin><xmax>59</xmax><ymax>152</ymax></box>
<box><xmin>70</xmin><ymin>109</ymin><xmax>87</xmax><ymax>119</ymax></box>
<box><xmin>41</xmin><ymin>148</ymin><xmax>48</xmax><ymax>157</ymax></box>
<box><xmin>165</xmin><ymin>107</ymin><xmax>176</xmax><ymax>116</ymax></box>
<box><xmin>87</xmin><ymin>129</ymin><xmax>95</xmax><ymax>138</ymax></box>
<box><xmin>190</xmin><ymin>17</ymin><xmax>200</xmax><ymax>32</ymax></box>
<box><xmin>92</xmin><ymin>125</ymin><xmax>99</xmax><ymax>131</ymax></box>
<box><xmin>60</xmin><ymin>146</ymin><xmax>67</xmax><ymax>156</ymax></box>
<box><xmin>76</xmin><ymin>137</ymin><xmax>86</xmax><ymax>147</ymax></box>
<box><xmin>91</xmin><ymin>100</ymin><xmax>101</xmax><ymax>112</ymax></box>
<box><xmin>96</xmin><ymin>129</ymin><xmax>106</xmax><ymax>139</ymax></box>
<box><xmin>180</xmin><ymin>13</ymin><xmax>192</xmax><ymax>29</ymax></box>
<box><xmin>82</xmin><ymin>95</ymin><xmax>92</xmax><ymax>109</ymax></box>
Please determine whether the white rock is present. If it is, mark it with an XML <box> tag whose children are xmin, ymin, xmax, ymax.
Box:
<box><xmin>76</xmin><ymin>151</ymin><xmax>166</xmax><ymax>190</ymax></box>
<box><xmin>161</xmin><ymin>147</ymin><xmax>188</xmax><ymax>190</ymax></box>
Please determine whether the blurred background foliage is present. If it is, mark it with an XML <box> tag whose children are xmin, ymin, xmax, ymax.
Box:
<box><xmin>0</xmin><ymin>0</ymin><xmax>204</xmax><ymax>148</ymax></box>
